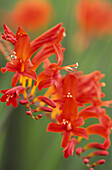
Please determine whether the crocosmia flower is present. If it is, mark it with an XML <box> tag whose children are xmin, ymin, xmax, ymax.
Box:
<box><xmin>76</xmin><ymin>0</ymin><xmax>112</xmax><ymax>35</ymax></box>
<box><xmin>74</xmin><ymin>0</ymin><xmax>112</xmax><ymax>51</ymax></box>
<box><xmin>4</xmin><ymin>0</ymin><xmax>53</xmax><ymax>31</ymax></box>
<box><xmin>0</xmin><ymin>22</ymin><xmax>112</xmax><ymax>170</ymax></box>
<box><xmin>0</xmin><ymin>86</ymin><xmax>24</xmax><ymax>107</ymax></box>
<box><xmin>47</xmin><ymin>97</ymin><xmax>88</xmax><ymax>148</ymax></box>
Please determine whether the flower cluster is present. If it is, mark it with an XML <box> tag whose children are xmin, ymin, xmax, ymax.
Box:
<box><xmin>0</xmin><ymin>23</ymin><xmax>112</xmax><ymax>170</ymax></box>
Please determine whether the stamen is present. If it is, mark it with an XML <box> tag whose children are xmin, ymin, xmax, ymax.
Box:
<box><xmin>63</xmin><ymin>32</ymin><xmax>66</xmax><ymax>37</ymax></box>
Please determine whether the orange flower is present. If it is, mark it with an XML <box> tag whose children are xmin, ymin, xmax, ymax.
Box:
<box><xmin>63</xmin><ymin>138</ymin><xmax>76</xmax><ymax>158</ymax></box>
<box><xmin>47</xmin><ymin>97</ymin><xmax>88</xmax><ymax>148</ymax></box>
<box><xmin>1</xmin><ymin>23</ymin><xmax>65</xmax><ymax>87</ymax></box>
<box><xmin>76</xmin><ymin>0</ymin><xmax>112</xmax><ymax>35</ymax></box>
<box><xmin>5</xmin><ymin>0</ymin><xmax>53</xmax><ymax>31</ymax></box>
<box><xmin>0</xmin><ymin>86</ymin><xmax>24</xmax><ymax>107</ymax></box>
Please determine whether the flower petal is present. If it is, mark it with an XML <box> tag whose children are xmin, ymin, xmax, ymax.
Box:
<box><xmin>11</xmin><ymin>73</ymin><xmax>21</xmax><ymax>87</ymax></box>
<box><xmin>53</xmin><ymin>43</ymin><xmax>63</xmax><ymax>66</ymax></box>
<box><xmin>72</xmin><ymin>127</ymin><xmax>88</xmax><ymax>139</ymax></box>
<box><xmin>31</xmin><ymin>45</ymin><xmax>55</xmax><ymax>71</ymax></box>
<box><xmin>30</xmin><ymin>23</ymin><xmax>64</xmax><ymax>56</ymax></box>
<box><xmin>87</xmin><ymin>124</ymin><xmax>109</xmax><ymax>139</ymax></box>
<box><xmin>72</xmin><ymin>117</ymin><xmax>84</xmax><ymax>127</ymax></box>
<box><xmin>62</xmin><ymin>98</ymin><xmax>78</xmax><ymax>121</ymax></box>
<box><xmin>1</xmin><ymin>24</ymin><xmax>16</xmax><ymax>44</ymax></box>
<box><xmin>15</xmin><ymin>34</ymin><xmax>30</xmax><ymax>61</ymax></box>
<box><xmin>61</xmin><ymin>131</ymin><xmax>71</xmax><ymax>148</ymax></box>
<box><xmin>23</xmin><ymin>69</ymin><xmax>37</xmax><ymax>81</ymax></box>
<box><xmin>47</xmin><ymin>122</ymin><xmax>65</xmax><ymax>132</ymax></box>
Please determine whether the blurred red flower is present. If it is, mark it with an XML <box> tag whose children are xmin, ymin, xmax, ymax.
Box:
<box><xmin>76</xmin><ymin>0</ymin><xmax>112</xmax><ymax>35</ymax></box>
<box><xmin>5</xmin><ymin>0</ymin><xmax>53</xmax><ymax>31</ymax></box>
<box><xmin>74</xmin><ymin>0</ymin><xmax>112</xmax><ymax>51</ymax></box>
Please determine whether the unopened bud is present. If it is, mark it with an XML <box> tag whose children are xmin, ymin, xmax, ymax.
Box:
<box><xmin>26</xmin><ymin>111</ymin><xmax>32</xmax><ymax>116</ymax></box>
<box><xmin>39</xmin><ymin>106</ymin><xmax>52</xmax><ymax>112</ymax></box>
<box><xmin>19</xmin><ymin>99</ymin><xmax>28</xmax><ymax>105</ymax></box>
<box><xmin>91</xmin><ymin>159</ymin><xmax>105</xmax><ymax>167</ymax></box>
<box><xmin>34</xmin><ymin>114</ymin><xmax>42</xmax><ymax>120</ymax></box>
<box><xmin>76</xmin><ymin>147</ymin><xmax>84</xmax><ymax>155</ymax></box>
<box><xmin>38</xmin><ymin>96</ymin><xmax>56</xmax><ymax>108</ymax></box>
<box><xmin>83</xmin><ymin>158</ymin><xmax>89</xmax><ymax>164</ymax></box>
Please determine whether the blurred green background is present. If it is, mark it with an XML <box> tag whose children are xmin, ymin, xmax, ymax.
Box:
<box><xmin>0</xmin><ymin>0</ymin><xmax>112</xmax><ymax>169</ymax></box>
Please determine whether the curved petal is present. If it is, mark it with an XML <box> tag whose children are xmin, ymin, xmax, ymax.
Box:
<box><xmin>87</xmin><ymin>124</ymin><xmax>109</xmax><ymax>139</ymax></box>
<box><xmin>38</xmin><ymin>78</ymin><xmax>52</xmax><ymax>91</ymax></box>
<box><xmin>53</xmin><ymin>43</ymin><xmax>63</xmax><ymax>66</ymax></box>
<box><xmin>12</xmin><ymin>98</ymin><xmax>18</xmax><ymax>107</ymax></box>
<box><xmin>72</xmin><ymin>117</ymin><xmax>84</xmax><ymax>127</ymax></box>
<box><xmin>61</xmin><ymin>131</ymin><xmax>71</xmax><ymax>148</ymax></box>
<box><xmin>16</xmin><ymin>27</ymin><xmax>28</xmax><ymax>39</ymax></box>
<box><xmin>63</xmin><ymin>74</ymin><xmax>78</xmax><ymax>97</ymax></box>
<box><xmin>31</xmin><ymin>45</ymin><xmax>55</xmax><ymax>71</ymax></box>
<box><xmin>62</xmin><ymin>98</ymin><xmax>78</xmax><ymax>121</ymax></box>
<box><xmin>1</xmin><ymin>67</ymin><xmax>7</xmax><ymax>73</ymax></box>
<box><xmin>0</xmin><ymin>94</ymin><xmax>7</xmax><ymax>102</ymax></box>
<box><xmin>72</xmin><ymin>127</ymin><xmax>88</xmax><ymax>139</ymax></box>
<box><xmin>15</xmin><ymin>34</ymin><xmax>30</xmax><ymax>61</ymax></box>
<box><xmin>47</xmin><ymin>122</ymin><xmax>65</xmax><ymax>133</ymax></box>
<box><xmin>30</xmin><ymin>23</ymin><xmax>63</xmax><ymax>56</ymax></box>
<box><xmin>23</xmin><ymin>69</ymin><xmax>37</xmax><ymax>81</ymax></box>
<box><xmin>2</xmin><ymin>24</ymin><xmax>16</xmax><ymax>45</ymax></box>
<box><xmin>1</xmin><ymin>62</ymin><xmax>17</xmax><ymax>72</ymax></box>
<box><xmin>78</xmin><ymin>107</ymin><xmax>99</xmax><ymax>120</ymax></box>
<box><xmin>11</xmin><ymin>73</ymin><xmax>21</xmax><ymax>87</ymax></box>
<box><xmin>1</xmin><ymin>89</ymin><xmax>8</xmax><ymax>94</ymax></box>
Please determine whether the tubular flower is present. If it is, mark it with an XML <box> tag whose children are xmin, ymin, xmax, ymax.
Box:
<box><xmin>0</xmin><ymin>86</ymin><xmax>24</xmax><ymax>107</ymax></box>
<box><xmin>63</xmin><ymin>138</ymin><xmax>77</xmax><ymax>158</ymax></box>
<box><xmin>1</xmin><ymin>27</ymin><xmax>37</xmax><ymax>86</ymax></box>
<box><xmin>47</xmin><ymin>97</ymin><xmax>88</xmax><ymax>148</ymax></box>
<box><xmin>37</xmin><ymin>43</ymin><xmax>65</xmax><ymax>90</ymax></box>
<box><xmin>51</xmin><ymin>71</ymin><xmax>106</xmax><ymax>110</ymax></box>
<box><xmin>4</xmin><ymin>0</ymin><xmax>53</xmax><ymax>31</ymax></box>
<box><xmin>1</xmin><ymin>23</ymin><xmax>65</xmax><ymax>87</ymax></box>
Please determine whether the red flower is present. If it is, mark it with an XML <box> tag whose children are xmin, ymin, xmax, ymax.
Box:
<box><xmin>1</xmin><ymin>28</ymin><xmax>37</xmax><ymax>86</ymax></box>
<box><xmin>0</xmin><ymin>86</ymin><xmax>24</xmax><ymax>107</ymax></box>
<box><xmin>63</xmin><ymin>138</ymin><xmax>76</xmax><ymax>158</ymax></box>
<box><xmin>52</xmin><ymin>71</ymin><xmax>105</xmax><ymax>109</ymax></box>
<box><xmin>2</xmin><ymin>23</ymin><xmax>65</xmax><ymax>56</ymax></box>
<box><xmin>47</xmin><ymin>97</ymin><xmax>88</xmax><ymax>147</ymax></box>
<box><xmin>5</xmin><ymin>0</ymin><xmax>53</xmax><ymax>31</ymax></box>
<box><xmin>76</xmin><ymin>0</ymin><xmax>112</xmax><ymax>35</ymax></box>
<box><xmin>37</xmin><ymin>44</ymin><xmax>65</xmax><ymax>90</ymax></box>
<box><xmin>1</xmin><ymin>23</ymin><xmax>65</xmax><ymax>87</ymax></box>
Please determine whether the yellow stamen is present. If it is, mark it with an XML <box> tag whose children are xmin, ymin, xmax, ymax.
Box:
<box><xmin>19</xmin><ymin>75</ymin><xmax>23</xmax><ymax>84</ymax></box>
<box><xmin>30</xmin><ymin>83</ymin><xmax>38</xmax><ymax>96</ymax></box>
<box><xmin>22</xmin><ymin>76</ymin><xmax>26</xmax><ymax>88</ymax></box>
<box><xmin>77</xmin><ymin>137</ymin><xmax>83</xmax><ymax>144</ymax></box>
<box><xmin>28</xmin><ymin>78</ymin><xmax>32</xmax><ymax>88</ymax></box>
